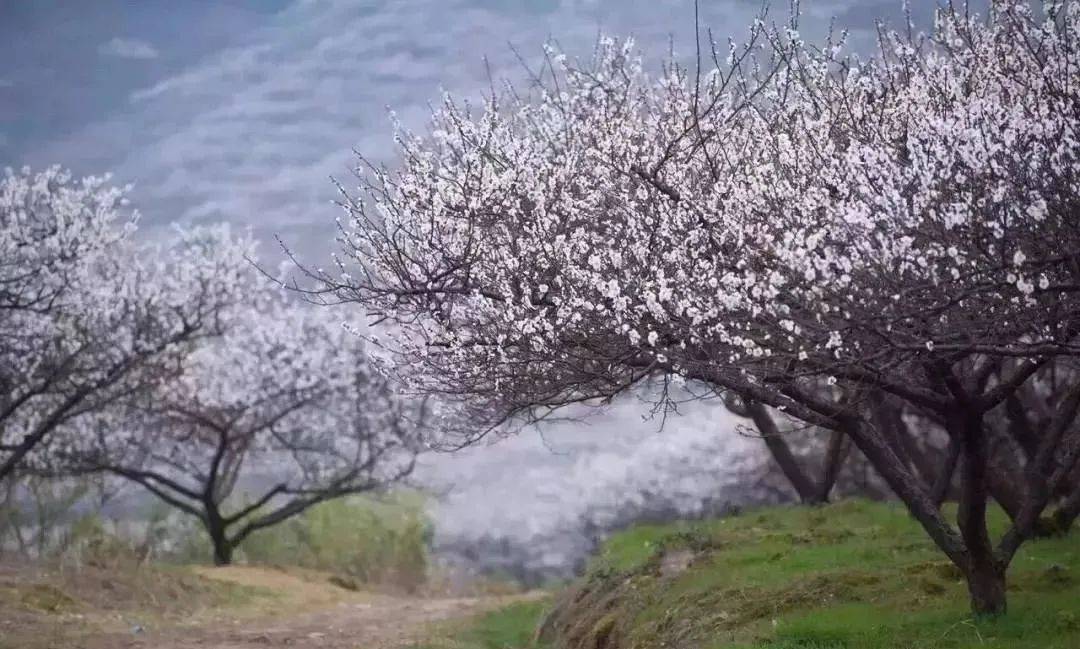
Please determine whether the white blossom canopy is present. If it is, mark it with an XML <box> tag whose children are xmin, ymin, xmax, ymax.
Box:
<box><xmin>82</xmin><ymin>291</ymin><xmax>422</xmax><ymax>501</ymax></box>
<box><xmin>1</xmin><ymin>167</ymin><xmax>253</xmax><ymax>478</ymax></box>
<box><xmin>295</xmin><ymin>0</ymin><xmax>1080</xmax><ymax>615</ymax></box>
<box><xmin>309</xmin><ymin>2</ymin><xmax>1080</xmax><ymax>431</ymax></box>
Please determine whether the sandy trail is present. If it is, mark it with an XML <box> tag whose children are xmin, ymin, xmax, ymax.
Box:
<box><xmin>99</xmin><ymin>595</ymin><xmax>522</xmax><ymax>648</ymax></box>
<box><xmin>72</xmin><ymin>567</ymin><xmax>540</xmax><ymax>649</ymax></box>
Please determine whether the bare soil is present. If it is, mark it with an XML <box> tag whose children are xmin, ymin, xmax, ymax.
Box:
<box><xmin>0</xmin><ymin>562</ymin><xmax>538</xmax><ymax>649</ymax></box>
<box><xmin>83</xmin><ymin>593</ymin><xmax>530</xmax><ymax>649</ymax></box>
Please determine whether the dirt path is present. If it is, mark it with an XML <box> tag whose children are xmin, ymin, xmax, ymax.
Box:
<box><xmin>61</xmin><ymin>567</ymin><xmax>541</xmax><ymax>649</ymax></box>
<box><xmin>94</xmin><ymin>594</ymin><xmax>529</xmax><ymax>649</ymax></box>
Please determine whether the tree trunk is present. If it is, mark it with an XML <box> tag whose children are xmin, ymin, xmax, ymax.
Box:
<box><xmin>1052</xmin><ymin>485</ymin><xmax>1080</xmax><ymax>534</ymax></box>
<box><xmin>212</xmin><ymin>539</ymin><xmax>234</xmax><ymax>566</ymax></box>
<box><xmin>1003</xmin><ymin>393</ymin><xmax>1040</xmax><ymax>460</ymax></box>
<box><xmin>965</xmin><ymin>559</ymin><xmax>1007</xmax><ymax>618</ymax></box>
<box><xmin>955</xmin><ymin>411</ymin><xmax>1008</xmax><ymax>617</ymax></box>
<box><xmin>840</xmin><ymin>419</ymin><xmax>969</xmax><ymax>569</ymax></box>
<box><xmin>985</xmin><ymin>425</ymin><xmax>1029</xmax><ymax>524</ymax></box>
<box><xmin>744</xmin><ymin>400</ymin><xmax>823</xmax><ymax>504</ymax></box>
<box><xmin>841</xmin><ymin>402</ymin><xmax>1009</xmax><ymax>617</ymax></box>
<box><xmin>817</xmin><ymin>429</ymin><xmax>849</xmax><ymax>503</ymax></box>
<box><xmin>204</xmin><ymin>507</ymin><xmax>234</xmax><ymax>566</ymax></box>
<box><xmin>930</xmin><ymin>437</ymin><xmax>960</xmax><ymax>507</ymax></box>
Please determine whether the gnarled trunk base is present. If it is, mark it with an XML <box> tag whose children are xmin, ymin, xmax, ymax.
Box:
<box><xmin>965</xmin><ymin>562</ymin><xmax>1007</xmax><ymax>618</ymax></box>
<box><xmin>213</xmin><ymin>542</ymin><xmax>234</xmax><ymax>566</ymax></box>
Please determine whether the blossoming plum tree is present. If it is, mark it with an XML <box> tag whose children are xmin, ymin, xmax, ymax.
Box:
<box><xmin>0</xmin><ymin>167</ymin><xmax>250</xmax><ymax>480</ymax></box>
<box><xmin>72</xmin><ymin>291</ymin><xmax>423</xmax><ymax>565</ymax></box>
<box><xmin>299</xmin><ymin>1</ymin><xmax>1080</xmax><ymax>615</ymax></box>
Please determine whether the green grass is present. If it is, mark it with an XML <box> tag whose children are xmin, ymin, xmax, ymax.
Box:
<box><xmin>158</xmin><ymin>491</ymin><xmax>432</xmax><ymax>591</ymax></box>
<box><xmin>544</xmin><ymin>499</ymin><xmax>1080</xmax><ymax>649</ymax></box>
<box><xmin>237</xmin><ymin>492</ymin><xmax>431</xmax><ymax>591</ymax></box>
<box><xmin>409</xmin><ymin>599</ymin><xmax>552</xmax><ymax>649</ymax></box>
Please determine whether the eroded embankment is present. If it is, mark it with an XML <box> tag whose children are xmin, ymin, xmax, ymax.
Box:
<box><xmin>536</xmin><ymin>500</ymin><xmax>1080</xmax><ymax>649</ymax></box>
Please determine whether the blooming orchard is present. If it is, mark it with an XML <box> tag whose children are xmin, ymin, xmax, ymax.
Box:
<box><xmin>305</xmin><ymin>2</ymin><xmax>1080</xmax><ymax>615</ymax></box>
<box><xmin>73</xmin><ymin>290</ymin><xmax>422</xmax><ymax>565</ymax></box>
<box><xmin>2</xmin><ymin>166</ymin><xmax>424</xmax><ymax>564</ymax></box>
<box><xmin>0</xmin><ymin>167</ymin><xmax>251</xmax><ymax>480</ymax></box>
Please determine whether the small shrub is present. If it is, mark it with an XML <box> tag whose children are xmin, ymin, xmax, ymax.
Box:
<box><xmin>237</xmin><ymin>492</ymin><xmax>431</xmax><ymax>592</ymax></box>
<box><xmin>19</xmin><ymin>584</ymin><xmax>77</xmax><ymax>613</ymax></box>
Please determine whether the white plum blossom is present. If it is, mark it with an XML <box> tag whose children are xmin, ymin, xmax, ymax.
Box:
<box><xmin>1</xmin><ymin>167</ymin><xmax>252</xmax><ymax>479</ymax></box>
<box><xmin>2</xmin><ymin>165</ymin><xmax>424</xmax><ymax>565</ymax></box>
<box><xmin>68</xmin><ymin>288</ymin><xmax>422</xmax><ymax>564</ymax></box>
<box><xmin>300</xmin><ymin>1</ymin><xmax>1080</xmax><ymax>616</ymax></box>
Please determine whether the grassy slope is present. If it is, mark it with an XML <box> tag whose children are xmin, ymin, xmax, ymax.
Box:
<box><xmin>432</xmin><ymin>499</ymin><xmax>1080</xmax><ymax>649</ymax></box>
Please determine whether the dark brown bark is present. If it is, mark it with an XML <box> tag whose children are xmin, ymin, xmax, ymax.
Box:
<box><xmin>743</xmin><ymin>400</ymin><xmax>822</xmax><ymax>504</ymax></box>
<box><xmin>1003</xmin><ymin>393</ymin><xmax>1040</xmax><ymax>460</ymax></box>
<box><xmin>955</xmin><ymin>411</ymin><xmax>1007</xmax><ymax>617</ymax></box>
<box><xmin>984</xmin><ymin>427</ymin><xmax>1027</xmax><ymax>523</ymax></box>
<box><xmin>874</xmin><ymin>399</ymin><xmax>948</xmax><ymax>494</ymax></box>
<box><xmin>999</xmin><ymin>382</ymin><xmax>1080</xmax><ymax>561</ymax></box>
<box><xmin>895</xmin><ymin>425</ymin><xmax>934</xmax><ymax>487</ymax></box>
<box><xmin>876</xmin><ymin>401</ymin><xmax>921</xmax><ymax>478</ymax></box>
<box><xmin>930</xmin><ymin>437</ymin><xmax>960</xmax><ymax>507</ymax></box>
<box><xmin>965</xmin><ymin>559</ymin><xmax>1007</xmax><ymax>618</ymax></box>
<box><xmin>204</xmin><ymin>506</ymin><xmax>234</xmax><ymax>566</ymax></box>
<box><xmin>212</xmin><ymin>540</ymin><xmax>234</xmax><ymax>566</ymax></box>
<box><xmin>840</xmin><ymin>418</ymin><xmax>969</xmax><ymax>569</ymax></box>
<box><xmin>1052</xmin><ymin>485</ymin><xmax>1080</xmax><ymax>533</ymax></box>
<box><xmin>723</xmin><ymin>380</ymin><xmax>1014</xmax><ymax>617</ymax></box>
<box><xmin>817</xmin><ymin>428</ymin><xmax>849</xmax><ymax>503</ymax></box>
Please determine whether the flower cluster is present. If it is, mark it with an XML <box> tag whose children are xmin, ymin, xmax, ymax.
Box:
<box><xmin>82</xmin><ymin>290</ymin><xmax>421</xmax><ymax>498</ymax></box>
<box><xmin>308</xmin><ymin>1</ymin><xmax>1080</xmax><ymax>614</ymax></box>
<box><xmin>2</xmin><ymin>165</ymin><xmax>425</xmax><ymax>562</ymax></box>
<box><xmin>320</xmin><ymin>2</ymin><xmax>1079</xmax><ymax>428</ymax></box>
<box><xmin>1</xmin><ymin>167</ymin><xmax>251</xmax><ymax>478</ymax></box>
